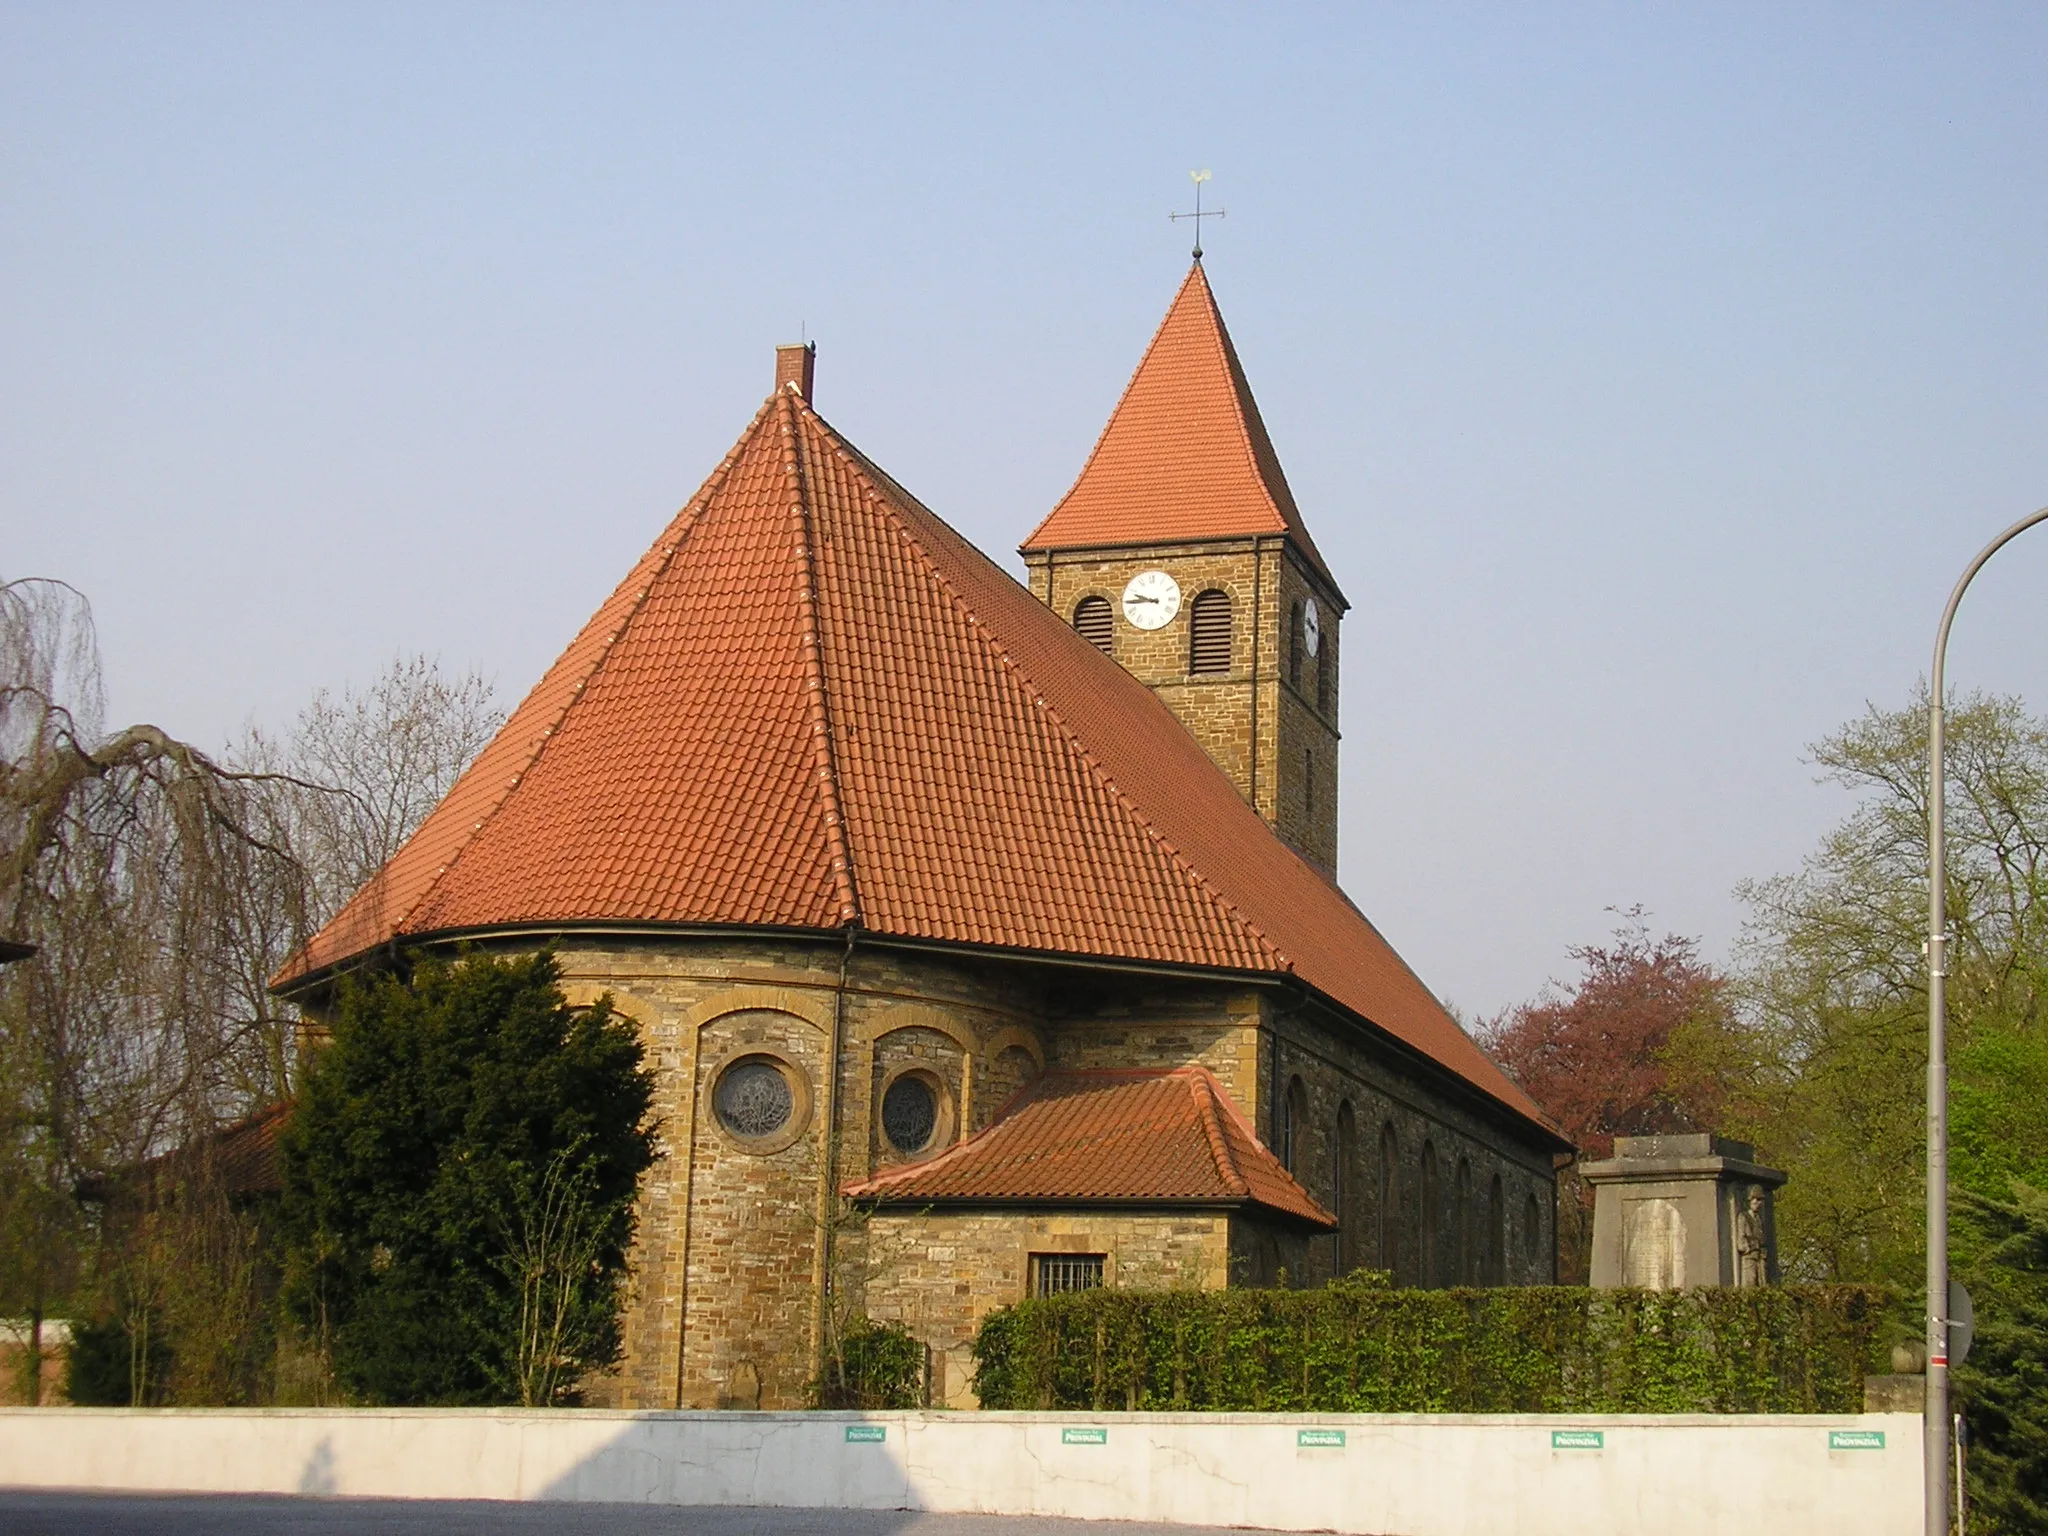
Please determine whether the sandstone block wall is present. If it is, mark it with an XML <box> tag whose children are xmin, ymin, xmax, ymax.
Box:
<box><xmin>1256</xmin><ymin>998</ymin><xmax>1556</xmax><ymax>1289</ymax></box>
<box><xmin>550</xmin><ymin>936</ymin><xmax>1049</xmax><ymax>1411</ymax></box>
<box><xmin>519</xmin><ymin>931</ymin><xmax>1556</xmax><ymax>1413</ymax></box>
<box><xmin>859</xmin><ymin>1209</ymin><xmax>1231</xmax><ymax>1406</ymax></box>
<box><xmin>1025</xmin><ymin>538</ymin><xmax>1342</xmax><ymax>872</ymax></box>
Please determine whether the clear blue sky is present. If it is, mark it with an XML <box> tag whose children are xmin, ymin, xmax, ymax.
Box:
<box><xmin>6</xmin><ymin>4</ymin><xmax>2046</xmax><ymax>1017</ymax></box>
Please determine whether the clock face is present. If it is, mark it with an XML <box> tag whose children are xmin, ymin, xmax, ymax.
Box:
<box><xmin>1121</xmin><ymin>570</ymin><xmax>1182</xmax><ymax>631</ymax></box>
<box><xmin>1303</xmin><ymin>598</ymin><xmax>1322</xmax><ymax>657</ymax></box>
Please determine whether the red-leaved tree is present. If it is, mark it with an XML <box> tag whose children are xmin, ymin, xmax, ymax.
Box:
<box><xmin>1484</xmin><ymin>912</ymin><xmax>1738</xmax><ymax>1281</ymax></box>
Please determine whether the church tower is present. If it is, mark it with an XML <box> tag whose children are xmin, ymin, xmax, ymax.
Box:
<box><xmin>1021</xmin><ymin>263</ymin><xmax>1348</xmax><ymax>873</ymax></box>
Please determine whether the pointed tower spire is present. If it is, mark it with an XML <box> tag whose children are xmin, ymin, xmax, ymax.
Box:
<box><xmin>1021</xmin><ymin>265</ymin><xmax>1349</xmax><ymax>874</ymax></box>
<box><xmin>1021</xmin><ymin>262</ymin><xmax>1341</xmax><ymax>598</ymax></box>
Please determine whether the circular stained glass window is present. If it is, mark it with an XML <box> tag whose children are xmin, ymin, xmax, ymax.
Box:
<box><xmin>716</xmin><ymin>1058</ymin><xmax>793</xmax><ymax>1140</ymax></box>
<box><xmin>882</xmin><ymin>1073</ymin><xmax>939</xmax><ymax>1155</ymax></box>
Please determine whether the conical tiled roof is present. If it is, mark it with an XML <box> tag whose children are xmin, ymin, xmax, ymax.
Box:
<box><xmin>844</xmin><ymin>1067</ymin><xmax>1337</xmax><ymax>1230</ymax></box>
<box><xmin>278</xmin><ymin>377</ymin><xmax>1549</xmax><ymax>1140</ymax></box>
<box><xmin>1020</xmin><ymin>262</ymin><xmax>1342</xmax><ymax>599</ymax></box>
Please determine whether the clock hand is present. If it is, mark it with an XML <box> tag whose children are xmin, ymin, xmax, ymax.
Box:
<box><xmin>1128</xmin><ymin>594</ymin><xmax>1158</xmax><ymax>604</ymax></box>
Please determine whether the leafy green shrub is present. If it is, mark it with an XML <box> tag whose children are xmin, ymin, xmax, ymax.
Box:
<box><xmin>971</xmin><ymin>1275</ymin><xmax>1884</xmax><ymax>1414</ymax></box>
<box><xmin>811</xmin><ymin>1318</ymin><xmax>928</xmax><ymax>1409</ymax></box>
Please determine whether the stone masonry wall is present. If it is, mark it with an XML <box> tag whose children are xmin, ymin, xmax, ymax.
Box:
<box><xmin>859</xmin><ymin>1210</ymin><xmax>1231</xmax><ymax>1407</ymax></box>
<box><xmin>523</xmin><ymin>930</ymin><xmax>1554</xmax><ymax>1412</ymax></box>
<box><xmin>549</xmin><ymin>935</ymin><xmax>1049</xmax><ymax>1411</ymax></box>
<box><xmin>1253</xmin><ymin>997</ymin><xmax>1557</xmax><ymax>1290</ymax></box>
<box><xmin>1026</xmin><ymin>539</ymin><xmax>1341</xmax><ymax>872</ymax></box>
<box><xmin>1040</xmin><ymin>975</ymin><xmax>1263</xmax><ymax>1109</ymax></box>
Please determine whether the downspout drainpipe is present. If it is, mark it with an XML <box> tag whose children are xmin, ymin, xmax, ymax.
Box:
<box><xmin>813</xmin><ymin>922</ymin><xmax>855</xmax><ymax>1392</ymax></box>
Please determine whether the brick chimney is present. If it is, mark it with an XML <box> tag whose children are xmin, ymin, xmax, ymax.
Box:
<box><xmin>775</xmin><ymin>342</ymin><xmax>816</xmax><ymax>402</ymax></box>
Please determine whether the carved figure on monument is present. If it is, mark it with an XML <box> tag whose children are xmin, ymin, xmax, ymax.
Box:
<box><xmin>1736</xmin><ymin>1184</ymin><xmax>1769</xmax><ymax>1288</ymax></box>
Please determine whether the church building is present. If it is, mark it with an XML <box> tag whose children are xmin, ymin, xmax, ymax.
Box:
<box><xmin>277</xmin><ymin>262</ymin><xmax>1569</xmax><ymax>1410</ymax></box>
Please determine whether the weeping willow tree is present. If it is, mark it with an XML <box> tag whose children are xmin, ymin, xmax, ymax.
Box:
<box><xmin>0</xmin><ymin>576</ymin><xmax>314</xmax><ymax>1404</ymax></box>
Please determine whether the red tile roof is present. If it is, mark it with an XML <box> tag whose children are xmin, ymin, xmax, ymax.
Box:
<box><xmin>1020</xmin><ymin>262</ymin><xmax>1342</xmax><ymax>599</ymax></box>
<box><xmin>276</xmin><ymin>372</ymin><xmax>1553</xmax><ymax>1144</ymax></box>
<box><xmin>82</xmin><ymin>1102</ymin><xmax>291</xmax><ymax>1205</ymax></box>
<box><xmin>844</xmin><ymin>1067</ymin><xmax>1336</xmax><ymax>1229</ymax></box>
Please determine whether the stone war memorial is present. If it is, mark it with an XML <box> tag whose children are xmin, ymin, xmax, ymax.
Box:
<box><xmin>1582</xmin><ymin>1133</ymin><xmax>1786</xmax><ymax>1290</ymax></box>
<box><xmin>272</xmin><ymin>261</ymin><xmax>1574</xmax><ymax>1410</ymax></box>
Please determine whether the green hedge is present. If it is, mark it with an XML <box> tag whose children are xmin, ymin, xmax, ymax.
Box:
<box><xmin>971</xmin><ymin>1276</ymin><xmax>1887</xmax><ymax>1414</ymax></box>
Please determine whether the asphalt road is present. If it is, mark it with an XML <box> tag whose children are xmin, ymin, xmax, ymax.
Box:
<box><xmin>0</xmin><ymin>1496</ymin><xmax>1278</xmax><ymax>1536</ymax></box>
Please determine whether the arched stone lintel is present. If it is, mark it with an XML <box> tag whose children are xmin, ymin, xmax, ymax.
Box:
<box><xmin>980</xmin><ymin>1023</ymin><xmax>1047</xmax><ymax>1070</ymax></box>
<box><xmin>681</xmin><ymin>986</ymin><xmax>836</xmax><ymax>1038</ymax></box>
<box><xmin>861</xmin><ymin>1003</ymin><xmax>980</xmax><ymax>1055</ymax></box>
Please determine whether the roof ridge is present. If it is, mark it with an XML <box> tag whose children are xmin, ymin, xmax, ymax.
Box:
<box><xmin>1205</xmin><ymin>284</ymin><xmax>1342</xmax><ymax>598</ymax></box>
<box><xmin>798</xmin><ymin>405</ymin><xmax>1291</xmax><ymax>973</ymax></box>
<box><xmin>1020</xmin><ymin>264</ymin><xmax>1204</xmax><ymax>551</ymax></box>
<box><xmin>360</xmin><ymin>400</ymin><xmax>773</xmax><ymax>953</ymax></box>
<box><xmin>1186</xmin><ymin>1068</ymin><xmax>1253</xmax><ymax>1199</ymax></box>
<box><xmin>782</xmin><ymin>391</ymin><xmax>860</xmax><ymax>925</ymax></box>
<box><xmin>1191</xmin><ymin>271</ymin><xmax>1291</xmax><ymax>544</ymax></box>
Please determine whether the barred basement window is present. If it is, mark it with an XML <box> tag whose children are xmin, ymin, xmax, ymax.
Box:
<box><xmin>1188</xmin><ymin>589</ymin><xmax>1232</xmax><ymax>674</ymax></box>
<box><xmin>1032</xmin><ymin>1253</ymin><xmax>1105</xmax><ymax>1296</ymax></box>
<box><xmin>1072</xmin><ymin>595</ymin><xmax>1113</xmax><ymax>654</ymax></box>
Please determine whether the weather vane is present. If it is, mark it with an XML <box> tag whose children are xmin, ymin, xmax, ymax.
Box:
<box><xmin>1170</xmin><ymin>169</ymin><xmax>1225</xmax><ymax>260</ymax></box>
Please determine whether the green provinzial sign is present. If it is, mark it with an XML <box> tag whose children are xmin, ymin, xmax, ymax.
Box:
<box><xmin>1297</xmin><ymin>1429</ymin><xmax>1346</xmax><ymax>1448</ymax></box>
<box><xmin>1062</xmin><ymin>1427</ymin><xmax>1108</xmax><ymax>1445</ymax></box>
<box><xmin>1551</xmin><ymin>1429</ymin><xmax>1604</xmax><ymax>1450</ymax></box>
<box><xmin>845</xmin><ymin>1425</ymin><xmax>887</xmax><ymax>1443</ymax></box>
<box><xmin>1829</xmin><ymin>1430</ymin><xmax>1885</xmax><ymax>1451</ymax></box>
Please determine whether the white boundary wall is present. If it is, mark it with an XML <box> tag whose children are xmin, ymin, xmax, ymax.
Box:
<box><xmin>0</xmin><ymin>1408</ymin><xmax>1920</xmax><ymax>1536</ymax></box>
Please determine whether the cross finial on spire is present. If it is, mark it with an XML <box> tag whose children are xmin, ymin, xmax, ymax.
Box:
<box><xmin>1170</xmin><ymin>169</ymin><xmax>1226</xmax><ymax>261</ymax></box>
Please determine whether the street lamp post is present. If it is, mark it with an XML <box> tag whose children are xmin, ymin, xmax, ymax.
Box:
<box><xmin>1926</xmin><ymin>504</ymin><xmax>2048</xmax><ymax>1536</ymax></box>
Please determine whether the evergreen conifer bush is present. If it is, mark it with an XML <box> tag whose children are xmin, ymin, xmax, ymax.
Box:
<box><xmin>1955</xmin><ymin>1182</ymin><xmax>2048</xmax><ymax>1534</ymax></box>
<box><xmin>277</xmin><ymin>950</ymin><xmax>654</xmax><ymax>1406</ymax></box>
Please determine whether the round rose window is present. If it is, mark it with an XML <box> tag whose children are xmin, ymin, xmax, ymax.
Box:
<box><xmin>715</xmin><ymin>1058</ymin><xmax>794</xmax><ymax>1140</ymax></box>
<box><xmin>881</xmin><ymin>1074</ymin><xmax>939</xmax><ymax>1155</ymax></box>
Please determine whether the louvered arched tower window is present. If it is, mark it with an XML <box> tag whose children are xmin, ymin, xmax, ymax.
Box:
<box><xmin>1072</xmin><ymin>595</ymin><xmax>1113</xmax><ymax>654</ymax></box>
<box><xmin>1188</xmin><ymin>589</ymin><xmax>1232</xmax><ymax>675</ymax></box>
<box><xmin>1287</xmin><ymin>600</ymin><xmax>1304</xmax><ymax>686</ymax></box>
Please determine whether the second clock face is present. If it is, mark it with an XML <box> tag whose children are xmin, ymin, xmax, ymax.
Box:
<box><xmin>1122</xmin><ymin>570</ymin><xmax>1182</xmax><ymax>630</ymax></box>
<box><xmin>1303</xmin><ymin>597</ymin><xmax>1321</xmax><ymax>657</ymax></box>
